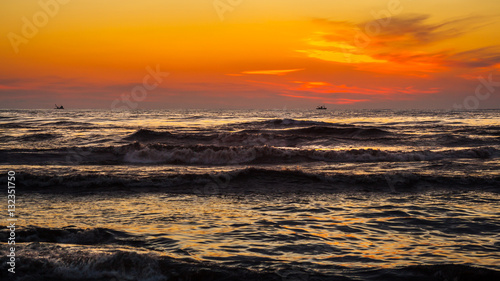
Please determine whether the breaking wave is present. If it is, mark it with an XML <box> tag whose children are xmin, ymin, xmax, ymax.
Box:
<box><xmin>121</xmin><ymin>144</ymin><xmax>498</xmax><ymax>165</ymax></box>
<box><xmin>2</xmin><ymin>143</ymin><xmax>498</xmax><ymax>166</ymax></box>
<box><xmin>123</xmin><ymin>125</ymin><xmax>393</xmax><ymax>145</ymax></box>
<box><xmin>0</xmin><ymin>227</ymin><xmax>142</xmax><ymax>246</ymax></box>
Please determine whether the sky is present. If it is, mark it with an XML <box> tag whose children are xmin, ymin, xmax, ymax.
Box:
<box><xmin>1</xmin><ymin>0</ymin><xmax>500</xmax><ymax>109</ymax></box>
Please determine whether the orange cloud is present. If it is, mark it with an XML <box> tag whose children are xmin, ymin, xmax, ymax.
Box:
<box><xmin>241</xmin><ymin>69</ymin><xmax>305</xmax><ymax>75</ymax></box>
<box><xmin>300</xmin><ymin>15</ymin><xmax>500</xmax><ymax>78</ymax></box>
<box><xmin>280</xmin><ymin>93</ymin><xmax>369</xmax><ymax>104</ymax></box>
<box><xmin>288</xmin><ymin>81</ymin><xmax>440</xmax><ymax>96</ymax></box>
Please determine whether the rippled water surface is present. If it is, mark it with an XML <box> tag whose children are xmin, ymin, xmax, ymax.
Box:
<box><xmin>19</xmin><ymin>191</ymin><xmax>500</xmax><ymax>272</ymax></box>
<box><xmin>1</xmin><ymin>109</ymin><xmax>499</xmax><ymax>280</ymax></box>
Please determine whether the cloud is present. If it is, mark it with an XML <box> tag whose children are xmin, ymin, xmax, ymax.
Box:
<box><xmin>240</xmin><ymin>69</ymin><xmax>305</xmax><ymax>75</ymax></box>
<box><xmin>280</xmin><ymin>93</ymin><xmax>369</xmax><ymax>105</ymax></box>
<box><xmin>300</xmin><ymin>14</ymin><xmax>500</xmax><ymax>77</ymax></box>
<box><xmin>448</xmin><ymin>47</ymin><xmax>500</xmax><ymax>68</ymax></box>
<box><xmin>316</xmin><ymin>14</ymin><xmax>488</xmax><ymax>50</ymax></box>
<box><xmin>357</xmin><ymin>14</ymin><xmax>484</xmax><ymax>49</ymax></box>
<box><xmin>296</xmin><ymin>49</ymin><xmax>386</xmax><ymax>64</ymax></box>
<box><xmin>288</xmin><ymin>81</ymin><xmax>440</xmax><ymax>96</ymax></box>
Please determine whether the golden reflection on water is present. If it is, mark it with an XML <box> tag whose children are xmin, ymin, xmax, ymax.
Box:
<box><xmin>18</xmin><ymin>192</ymin><xmax>500</xmax><ymax>271</ymax></box>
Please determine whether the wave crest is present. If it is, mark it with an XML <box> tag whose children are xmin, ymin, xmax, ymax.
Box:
<box><xmin>122</xmin><ymin>144</ymin><xmax>498</xmax><ymax>165</ymax></box>
<box><xmin>0</xmin><ymin>226</ymin><xmax>141</xmax><ymax>246</ymax></box>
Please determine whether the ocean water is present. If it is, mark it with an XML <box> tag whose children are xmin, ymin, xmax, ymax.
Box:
<box><xmin>1</xmin><ymin>109</ymin><xmax>499</xmax><ymax>281</ymax></box>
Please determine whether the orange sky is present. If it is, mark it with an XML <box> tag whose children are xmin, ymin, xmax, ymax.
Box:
<box><xmin>1</xmin><ymin>0</ymin><xmax>500</xmax><ymax>109</ymax></box>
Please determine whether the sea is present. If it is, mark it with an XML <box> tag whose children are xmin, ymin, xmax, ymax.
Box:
<box><xmin>0</xmin><ymin>109</ymin><xmax>499</xmax><ymax>281</ymax></box>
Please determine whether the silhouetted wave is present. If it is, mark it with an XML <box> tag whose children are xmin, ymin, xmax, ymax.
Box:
<box><xmin>2</xmin><ymin>143</ymin><xmax>497</xmax><ymax>165</ymax></box>
<box><xmin>1</xmin><ymin>241</ymin><xmax>499</xmax><ymax>281</ymax></box>
<box><xmin>285</xmin><ymin>126</ymin><xmax>390</xmax><ymax>138</ymax></box>
<box><xmin>15</xmin><ymin>167</ymin><xmax>500</xmax><ymax>193</ymax></box>
<box><xmin>0</xmin><ymin>226</ymin><xmax>142</xmax><ymax>246</ymax></box>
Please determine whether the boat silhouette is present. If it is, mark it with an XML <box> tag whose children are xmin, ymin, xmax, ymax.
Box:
<box><xmin>54</xmin><ymin>104</ymin><xmax>64</xmax><ymax>109</ymax></box>
<box><xmin>316</xmin><ymin>105</ymin><xmax>327</xmax><ymax>110</ymax></box>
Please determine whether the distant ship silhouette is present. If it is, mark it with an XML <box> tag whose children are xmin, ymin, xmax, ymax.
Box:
<box><xmin>54</xmin><ymin>104</ymin><xmax>64</xmax><ymax>109</ymax></box>
<box><xmin>316</xmin><ymin>105</ymin><xmax>327</xmax><ymax>110</ymax></box>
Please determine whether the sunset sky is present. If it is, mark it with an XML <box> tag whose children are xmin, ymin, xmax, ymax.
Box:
<box><xmin>1</xmin><ymin>0</ymin><xmax>500</xmax><ymax>109</ymax></box>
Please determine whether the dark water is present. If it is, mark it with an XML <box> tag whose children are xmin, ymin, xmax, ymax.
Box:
<box><xmin>1</xmin><ymin>109</ymin><xmax>499</xmax><ymax>280</ymax></box>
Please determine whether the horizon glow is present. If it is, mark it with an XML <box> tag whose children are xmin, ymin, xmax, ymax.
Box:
<box><xmin>1</xmin><ymin>0</ymin><xmax>500</xmax><ymax>109</ymax></box>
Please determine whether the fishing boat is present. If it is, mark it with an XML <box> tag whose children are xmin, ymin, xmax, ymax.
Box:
<box><xmin>54</xmin><ymin>104</ymin><xmax>64</xmax><ymax>109</ymax></box>
<box><xmin>316</xmin><ymin>105</ymin><xmax>327</xmax><ymax>110</ymax></box>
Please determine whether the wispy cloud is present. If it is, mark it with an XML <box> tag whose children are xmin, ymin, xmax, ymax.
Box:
<box><xmin>280</xmin><ymin>93</ymin><xmax>369</xmax><ymax>105</ymax></box>
<box><xmin>289</xmin><ymin>81</ymin><xmax>439</xmax><ymax>96</ymax></box>
<box><xmin>299</xmin><ymin>14</ymin><xmax>500</xmax><ymax>77</ymax></box>
<box><xmin>356</xmin><ymin>14</ymin><xmax>486</xmax><ymax>49</ymax></box>
<box><xmin>240</xmin><ymin>69</ymin><xmax>304</xmax><ymax>75</ymax></box>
